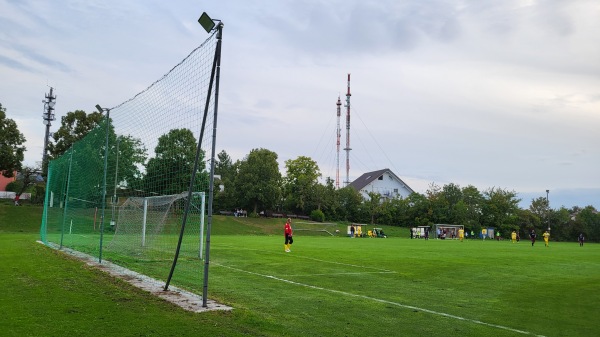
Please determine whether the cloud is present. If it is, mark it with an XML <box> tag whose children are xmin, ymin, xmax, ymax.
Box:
<box><xmin>1</xmin><ymin>0</ymin><xmax>599</xmax><ymax>210</ymax></box>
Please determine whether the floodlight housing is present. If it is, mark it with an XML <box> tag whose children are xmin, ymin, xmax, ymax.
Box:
<box><xmin>198</xmin><ymin>12</ymin><xmax>215</xmax><ymax>33</ymax></box>
<box><xmin>95</xmin><ymin>104</ymin><xmax>103</xmax><ymax>113</ymax></box>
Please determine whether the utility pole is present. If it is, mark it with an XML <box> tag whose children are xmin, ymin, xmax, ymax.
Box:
<box><xmin>336</xmin><ymin>96</ymin><xmax>341</xmax><ymax>189</ymax></box>
<box><xmin>343</xmin><ymin>74</ymin><xmax>351</xmax><ymax>186</ymax></box>
<box><xmin>42</xmin><ymin>87</ymin><xmax>56</xmax><ymax>175</ymax></box>
<box><xmin>546</xmin><ymin>189</ymin><xmax>550</xmax><ymax>231</ymax></box>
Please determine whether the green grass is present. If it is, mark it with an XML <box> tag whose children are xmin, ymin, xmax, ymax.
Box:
<box><xmin>1</xmin><ymin>204</ymin><xmax>599</xmax><ymax>336</ymax></box>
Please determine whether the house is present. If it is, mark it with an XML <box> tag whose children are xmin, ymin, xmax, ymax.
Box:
<box><xmin>0</xmin><ymin>172</ymin><xmax>16</xmax><ymax>192</ymax></box>
<box><xmin>0</xmin><ymin>171</ymin><xmax>17</xmax><ymax>199</ymax></box>
<box><xmin>349</xmin><ymin>168</ymin><xmax>414</xmax><ymax>200</ymax></box>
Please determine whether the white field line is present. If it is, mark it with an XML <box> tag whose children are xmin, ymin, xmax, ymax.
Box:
<box><xmin>213</xmin><ymin>263</ymin><xmax>547</xmax><ymax>337</ymax></box>
<box><xmin>279</xmin><ymin>271</ymin><xmax>396</xmax><ymax>277</ymax></box>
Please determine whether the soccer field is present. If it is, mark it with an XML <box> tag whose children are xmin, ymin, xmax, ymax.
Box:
<box><xmin>35</xmin><ymin>212</ymin><xmax>599</xmax><ymax>337</ymax></box>
<box><xmin>200</xmin><ymin>235</ymin><xmax>597</xmax><ymax>337</ymax></box>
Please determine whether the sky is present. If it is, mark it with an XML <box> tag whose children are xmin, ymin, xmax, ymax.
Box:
<box><xmin>1</xmin><ymin>0</ymin><xmax>599</xmax><ymax>210</ymax></box>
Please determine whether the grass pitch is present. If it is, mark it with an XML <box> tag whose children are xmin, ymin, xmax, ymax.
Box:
<box><xmin>1</xmin><ymin>205</ymin><xmax>598</xmax><ymax>336</ymax></box>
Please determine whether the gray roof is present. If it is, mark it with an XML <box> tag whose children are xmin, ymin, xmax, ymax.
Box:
<box><xmin>348</xmin><ymin>168</ymin><xmax>414</xmax><ymax>194</ymax></box>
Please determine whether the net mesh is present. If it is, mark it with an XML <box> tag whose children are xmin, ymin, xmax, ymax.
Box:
<box><xmin>40</xmin><ymin>31</ymin><xmax>218</xmax><ymax>293</ymax></box>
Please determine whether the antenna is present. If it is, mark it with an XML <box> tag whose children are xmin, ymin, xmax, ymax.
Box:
<box><xmin>343</xmin><ymin>74</ymin><xmax>351</xmax><ymax>186</ymax></box>
<box><xmin>336</xmin><ymin>96</ymin><xmax>342</xmax><ymax>189</ymax></box>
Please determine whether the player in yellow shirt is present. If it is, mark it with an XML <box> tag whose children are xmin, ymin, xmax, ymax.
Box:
<box><xmin>543</xmin><ymin>230</ymin><xmax>550</xmax><ymax>247</ymax></box>
<box><xmin>511</xmin><ymin>230</ymin><xmax>517</xmax><ymax>243</ymax></box>
<box><xmin>458</xmin><ymin>228</ymin><xmax>464</xmax><ymax>242</ymax></box>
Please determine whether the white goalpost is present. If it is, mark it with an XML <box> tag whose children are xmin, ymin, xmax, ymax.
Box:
<box><xmin>109</xmin><ymin>192</ymin><xmax>205</xmax><ymax>256</ymax></box>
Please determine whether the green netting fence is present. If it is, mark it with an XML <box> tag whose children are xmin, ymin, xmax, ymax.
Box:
<box><xmin>40</xmin><ymin>27</ymin><xmax>222</xmax><ymax>300</ymax></box>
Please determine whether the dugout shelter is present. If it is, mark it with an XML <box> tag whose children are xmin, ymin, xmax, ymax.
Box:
<box><xmin>434</xmin><ymin>224</ymin><xmax>464</xmax><ymax>239</ymax></box>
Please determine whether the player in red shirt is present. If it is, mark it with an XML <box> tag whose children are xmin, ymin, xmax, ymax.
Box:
<box><xmin>284</xmin><ymin>218</ymin><xmax>293</xmax><ymax>252</ymax></box>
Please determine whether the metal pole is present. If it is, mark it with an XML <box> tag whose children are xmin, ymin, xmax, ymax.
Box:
<box><xmin>60</xmin><ymin>147</ymin><xmax>73</xmax><ymax>249</ymax></box>
<box><xmin>42</xmin><ymin>87</ymin><xmax>56</xmax><ymax>175</ymax></box>
<box><xmin>164</xmin><ymin>24</ymin><xmax>222</xmax><ymax>292</ymax></box>
<box><xmin>99</xmin><ymin>110</ymin><xmax>111</xmax><ymax>263</ymax></box>
<box><xmin>110</xmin><ymin>138</ymin><xmax>120</xmax><ymax>229</ymax></box>
<box><xmin>546</xmin><ymin>189</ymin><xmax>550</xmax><ymax>231</ymax></box>
<box><xmin>199</xmin><ymin>192</ymin><xmax>206</xmax><ymax>260</ymax></box>
<box><xmin>202</xmin><ymin>22</ymin><xmax>223</xmax><ymax>308</ymax></box>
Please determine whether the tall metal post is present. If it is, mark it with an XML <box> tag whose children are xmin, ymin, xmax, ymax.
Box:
<box><xmin>546</xmin><ymin>189</ymin><xmax>550</xmax><ymax>231</ymax></box>
<box><xmin>110</xmin><ymin>138</ymin><xmax>120</xmax><ymax>229</ymax></box>
<box><xmin>343</xmin><ymin>74</ymin><xmax>351</xmax><ymax>186</ymax></box>
<box><xmin>99</xmin><ymin>108</ymin><xmax>111</xmax><ymax>263</ymax></box>
<box><xmin>202</xmin><ymin>21</ymin><xmax>223</xmax><ymax>308</ymax></box>
<box><xmin>336</xmin><ymin>96</ymin><xmax>341</xmax><ymax>189</ymax></box>
<box><xmin>163</xmin><ymin>15</ymin><xmax>223</xmax><ymax>304</ymax></box>
<box><xmin>42</xmin><ymin>87</ymin><xmax>56</xmax><ymax>174</ymax></box>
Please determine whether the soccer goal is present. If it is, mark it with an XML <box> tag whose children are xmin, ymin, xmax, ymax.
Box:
<box><xmin>293</xmin><ymin>222</ymin><xmax>339</xmax><ymax>236</ymax></box>
<box><xmin>108</xmin><ymin>192</ymin><xmax>206</xmax><ymax>257</ymax></box>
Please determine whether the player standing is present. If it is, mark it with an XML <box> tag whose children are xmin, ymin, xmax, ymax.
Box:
<box><xmin>284</xmin><ymin>218</ymin><xmax>293</xmax><ymax>252</ymax></box>
<box><xmin>458</xmin><ymin>228</ymin><xmax>464</xmax><ymax>242</ymax></box>
<box><xmin>578</xmin><ymin>233</ymin><xmax>585</xmax><ymax>247</ymax></box>
<box><xmin>511</xmin><ymin>230</ymin><xmax>517</xmax><ymax>243</ymax></box>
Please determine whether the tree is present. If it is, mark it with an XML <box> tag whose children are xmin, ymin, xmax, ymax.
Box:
<box><xmin>14</xmin><ymin>165</ymin><xmax>41</xmax><ymax>196</ymax></box>
<box><xmin>234</xmin><ymin>148</ymin><xmax>282</xmax><ymax>214</ymax></box>
<box><xmin>336</xmin><ymin>186</ymin><xmax>363</xmax><ymax>222</ymax></box>
<box><xmin>574</xmin><ymin>206</ymin><xmax>600</xmax><ymax>242</ymax></box>
<box><xmin>441</xmin><ymin>183</ymin><xmax>463</xmax><ymax>224</ymax></box>
<box><xmin>213</xmin><ymin>150</ymin><xmax>238</xmax><ymax>211</ymax></box>
<box><xmin>406</xmin><ymin>192</ymin><xmax>432</xmax><ymax>226</ymax></box>
<box><xmin>144</xmin><ymin>128</ymin><xmax>207</xmax><ymax>196</ymax></box>
<box><xmin>215</xmin><ymin>150</ymin><xmax>235</xmax><ymax>182</ymax></box>
<box><xmin>309</xmin><ymin>177</ymin><xmax>336</xmax><ymax>219</ymax></box>
<box><xmin>481</xmin><ymin>187</ymin><xmax>521</xmax><ymax>234</ymax></box>
<box><xmin>426</xmin><ymin>183</ymin><xmax>448</xmax><ymax>224</ymax></box>
<box><xmin>548</xmin><ymin>207</ymin><xmax>571</xmax><ymax>241</ymax></box>
<box><xmin>461</xmin><ymin>185</ymin><xmax>484</xmax><ymax>231</ymax></box>
<box><xmin>284</xmin><ymin>156</ymin><xmax>321</xmax><ymax>214</ymax></box>
<box><xmin>108</xmin><ymin>134</ymin><xmax>147</xmax><ymax>193</ymax></box>
<box><xmin>48</xmin><ymin>110</ymin><xmax>104</xmax><ymax>159</ymax></box>
<box><xmin>0</xmin><ymin>103</ymin><xmax>26</xmax><ymax>178</ymax></box>
<box><xmin>365</xmin><ymin>191</ymin><xmax>384</xmax><ymax>225</ymax></box>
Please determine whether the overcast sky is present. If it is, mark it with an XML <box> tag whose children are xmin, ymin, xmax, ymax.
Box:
<box><xmin>1</xmin><ymin>0</ymin><xmax>599</xmax><ymax>209</ymax></box>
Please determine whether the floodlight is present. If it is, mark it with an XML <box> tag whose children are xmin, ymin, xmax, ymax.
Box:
<box><xmin>198</xmin><ymin>12</ymin><xmax>215</xmax><ymax>33</ymax></box>
<box><xmin>95</xmin><ymin>104</ymin><xmax>104</xmax><ymax>113</ymax></box>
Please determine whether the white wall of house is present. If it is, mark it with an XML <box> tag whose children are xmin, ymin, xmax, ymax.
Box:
<box><xmin>358</xmin><ymin>172</ymin><xmax>412</xmax><ymax>200</ymax></box>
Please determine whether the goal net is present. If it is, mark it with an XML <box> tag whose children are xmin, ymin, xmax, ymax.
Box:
<box><xmin>108</xmin><ymin>192</ymin><xmax>205</xmax><ymax>259</ymax></box>
<box><xmin>40</xmin><ymin>25</ymin><xmax>222</xmax><ymax>297</ymax></box>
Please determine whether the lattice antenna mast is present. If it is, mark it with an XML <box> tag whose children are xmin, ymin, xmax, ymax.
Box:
<box><xmin>343</xmin><ymin>74</ymin><xmax>351</xmax><ymax>186</ymax></box>
<box><xmin>336</xmin><ymin>96</ymin><xmax>341</xmax><ymax>189</ymax></box>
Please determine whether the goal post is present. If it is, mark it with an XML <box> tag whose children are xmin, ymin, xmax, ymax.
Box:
<box><xmin>112</xmin><ymin>192</ymin><xmax>205</xmax><ymax>250</ymax></box>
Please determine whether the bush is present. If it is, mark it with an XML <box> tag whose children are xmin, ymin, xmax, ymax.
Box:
<box><xmin>310</xmin><ymin>209</ymin><xmax>325</xmax><ymax>222</ymax></box>
<box><xmin>5</xmin><ymin>181</ymin><xmax>23</xmax><ymax>193</ymax></box>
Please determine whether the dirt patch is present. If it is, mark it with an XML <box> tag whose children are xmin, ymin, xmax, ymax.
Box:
<box><xmin>38</xmin><ymin>241</ymin><xmax>232</xmax><ymax>313</ymax></box>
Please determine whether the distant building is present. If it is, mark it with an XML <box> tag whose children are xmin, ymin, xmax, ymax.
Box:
<box><xmin>349</xmin><ymin>168</ymin><xmax>414</xmax><ymax>200</ymax></box>
<box><xmin>0</xmin><ymin>171</ymin><xmax>17</xmax><ymax>191</ymax></box>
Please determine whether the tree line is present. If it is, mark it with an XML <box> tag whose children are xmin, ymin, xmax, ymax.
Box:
<box><xmin>1</xmin><ymin>104</ymin><xmax>598</xmax><ymax>242</ymax></box>
<box><xmin>213</xmin><ymin>149</ymin><xmax>599</xmax><ymax>242</ymax></box>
